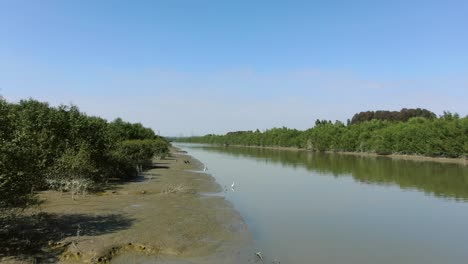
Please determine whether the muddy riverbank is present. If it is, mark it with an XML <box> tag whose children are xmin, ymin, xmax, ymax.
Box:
<box><xmin>1</xmin><ymin>148</ymin><xmax>254</xmax><ymax>263</ymax></box>
<box><xmin>214</xmin><ymin>144</ymin><xmax>467</xmax><ymax>165</ymax></box>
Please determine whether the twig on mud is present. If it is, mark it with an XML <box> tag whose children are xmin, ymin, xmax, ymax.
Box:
<box><xmin>45</xmin><ymin>178</ymin><xmax>93</xmax><ymax>200</ymax></box>
<box><xmin>161</xmin><ymin>184</ymin><xmax>193</xmax><ymax>194</ymax></box>
<box><xmin>71</xmin><ymin>241</ymin><xmax>82</xmax><ymax>254</ymax></box>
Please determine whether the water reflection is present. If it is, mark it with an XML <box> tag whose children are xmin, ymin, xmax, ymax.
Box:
<box><xmin>192</xmin><ymin>145</ymin><xmax>468</xmax><ymax>201</ymax></box>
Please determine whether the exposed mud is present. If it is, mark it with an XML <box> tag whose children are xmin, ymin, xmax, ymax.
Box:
<box><xmin>1</xmin><ymin>148</ymin><xmax>254</xmax><ymax>263</ymax></box>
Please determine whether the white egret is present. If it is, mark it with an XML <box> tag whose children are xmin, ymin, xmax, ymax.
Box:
<box><xmin>256</xmin><ymin>252</ymin><xmax>263</xmax><ymax>261</ymax></box>
<box><xmin>231</xmin><ymin>181</ymin><xmax>236</xmax><ymax>192</ymax></box>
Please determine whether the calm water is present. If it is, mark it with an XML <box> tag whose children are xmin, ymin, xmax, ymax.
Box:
<box><xmin>176</xmin><ymin>143</ymin><xmax>468</xmax><ymax>264</ymax></box>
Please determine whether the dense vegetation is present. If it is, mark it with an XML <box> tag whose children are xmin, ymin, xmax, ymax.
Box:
<box><xmin>179</xmin><ymin>108</ymin><xmax>468</xmax><ymax>158</ymax></box>
<box><xmin>0</xmin><ymin>97</ymin><xmax>169</xmax><ymax>210</ymax></box>
<box><xmin>349</xmin><ymin>108</ymin><xmax>436</xmax><ymax>124</ymax></box>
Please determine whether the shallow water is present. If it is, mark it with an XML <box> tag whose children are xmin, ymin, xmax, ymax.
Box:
<box><xmin>176</xmin><ymin>143</ymin><xmax>468</xmax><ymax>264</ymax></box>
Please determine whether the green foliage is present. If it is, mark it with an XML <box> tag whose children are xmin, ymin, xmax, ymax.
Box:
<box><xmin>350</xmin><ymin>108</ymin><xmax>436</xmax><ymax>124</ymax></box>
<box><xmin>108</xmin><ymin>118</ymin><xmax>158</xmax><ymax>141</ymax></box>
<box><xmin>0</xmin><ymin>97</ymin><xmax>169</xmax><ymax>210</ymax></box>
<box><xmin>114</xmin><ymin>139</ymin><xmax>168</xmax><ymax>167</ymax></box>
<box><xmin>179</xmin><ymin>110</ymin><xmax>467</xmax><ymax>159</ymax></box>
<box><xmin>183</xmin><ymin>127</ymin><xmax>303</xmax><ymax>148</ymax></box>
<box><xmin>46</xmin><ymin>144</ymin><xmax>99</xmax><ymax>182</ymax></box>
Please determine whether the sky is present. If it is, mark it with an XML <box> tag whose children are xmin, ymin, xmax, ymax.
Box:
<box><xmin>0</xmin><ymin>0</ymin><xmax>467</xmax><ymax>136</ymax></box>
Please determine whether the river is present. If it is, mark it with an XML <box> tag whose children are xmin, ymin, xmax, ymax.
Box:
<box><xmin>176</xmin><ymin>143</ymin><xmax>468</xmax><ymax>264</ymax></box>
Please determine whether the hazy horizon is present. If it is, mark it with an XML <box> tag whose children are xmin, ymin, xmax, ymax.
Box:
<box><xmin>1</xmin><ymin>0</ymin><xmax>467</xmax><ymax>136</ymax></box>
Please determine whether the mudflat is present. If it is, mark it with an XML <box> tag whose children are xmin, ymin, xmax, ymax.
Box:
<box><xmin>1</xmin><ymin>148</ymin><xmax>254</xmax><ymax>263</ymax></box>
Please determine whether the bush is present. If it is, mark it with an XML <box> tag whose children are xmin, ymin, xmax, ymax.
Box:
<box><xmin>0</xmin><ymin>97</ymin><xmax>170</xmax><ymax>210</ymax></box>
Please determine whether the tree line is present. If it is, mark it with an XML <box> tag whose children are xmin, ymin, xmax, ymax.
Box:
<box><xmin>178</xmin><ymin>108</ymin><xmax>467</xmax><ymax>159</ymax></box>
<box><xmin>0</xmin><ymin>97</ymin><xmax>169</xmax><ymax>210</ymax></box>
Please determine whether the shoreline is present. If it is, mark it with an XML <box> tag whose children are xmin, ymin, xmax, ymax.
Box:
<box><xmin>211</xmin><ymin>144</ymin><xmax>468</xmax><ymax>166</ymax></box>
<box><xmin>2</xmin><ymin>147</ymin><xmax>254</xmax><ymax>264</ymax></box>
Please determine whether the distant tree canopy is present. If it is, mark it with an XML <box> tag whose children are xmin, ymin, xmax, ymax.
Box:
<box><xmin>109</xmin><ymin>118</ymin><xmax>159</xmax><ymax>141</ymax></box>
<box><xmin>177</xmin><ymin>109</ymin><xmax>467</xmax><ymax>159</ymax></box>
<box><xmin>350</xmin><ymin>108</ymin><xmax>436</xmax><ymax>124</ymax></box>
<box><xmin>0</xmin><ymin>97</ymin><xmax>169</xmax><ymax>210</ymax></box>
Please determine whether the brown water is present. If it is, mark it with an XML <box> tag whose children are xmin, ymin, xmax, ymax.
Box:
<box><xmin>177</xmin><ymin>143</ymin><xmax>468</xmax><ymax>264</ymax></box>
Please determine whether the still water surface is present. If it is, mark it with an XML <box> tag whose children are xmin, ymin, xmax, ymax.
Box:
<box><xmin>176</xmin><ymin>143</ymin><xmax>468</xmax><ymax>264</ymax></box>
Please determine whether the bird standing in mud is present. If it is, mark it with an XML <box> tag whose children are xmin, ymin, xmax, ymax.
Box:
<box><xmin>255</xmin><ymin>251</ymin><xmax>263</xmax><ymax>261</ymax></box>
<box><xmin>231</xmin><ymin>181</ymin><xmax>235</xmax><ymax>192</ymax></box>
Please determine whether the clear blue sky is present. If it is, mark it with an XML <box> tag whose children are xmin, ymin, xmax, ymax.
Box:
<box><xmin>1</xmin><ymin>0</ymin><xmax>467</xmax><ymax>136</ymax></box>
